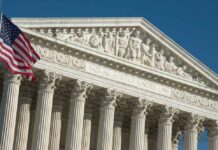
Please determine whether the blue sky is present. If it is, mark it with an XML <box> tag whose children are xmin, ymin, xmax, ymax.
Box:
<box><xmin>3</xmin><ymin>0</ymin><xmax>217</xmax><ymax>149</ymax></box>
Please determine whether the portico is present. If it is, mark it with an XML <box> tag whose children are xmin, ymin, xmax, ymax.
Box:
<box><xmin>0</xmin><ymin>18</ymin><xmax>217</xmax><ymax>150</ymax></box>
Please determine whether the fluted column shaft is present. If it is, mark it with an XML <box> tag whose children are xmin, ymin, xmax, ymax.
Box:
<box><xmin>13</xmin><ymin>97</ymin><xmax>32</xmax><ymax>150</ymax></box>
<box><xmin>48</xmin><ymin>105</ymin><xmax>62</xmax><ymax>150</ymax></box>
<box><xmin>0</xmin><ymin>74</ymin><xmax>21</xmax><ymax>150</ymax></box>
<box><xmin>129</xmin><ymin>99</ymin><xmax>151</xmax><ymax>150</ymax></box>
<box><xmin>184</xmin><ymin>128</ymin><xmax>198</xmax><ymax>150</ymax></box>
<box><xmin>157</xmin><ymin>119</ymin><xmax>173</xmax><ymax>150</ymax></box>
<box><xmin>97</xmin><ymin>104</ymin><xmax>115</xmax><ymax>150</ymax></box>
<box><xmin>81</xmin><ymin>113</ymin><xmax>92</xmax><ymax>150</ymax></box>
<box><xmin>31</xmin><ymin>71</ymin><xmax>61</xmax><ymax>150</ymax></box>
<box><xmin>97</xmin><ymin>89</ymin><xmax>122</xmax><ymax>150</ymax></box>
<box><xmin>27</xmin><ymin>109</ymin><xmax>36</xmax><ymax>150</ymax></box>
<box><xmin>129</xmin><ymin>112</ymin><xmax>145</xmax><ymax>150</ymax></box>
<box><xmin>65</xmin><ymin>80</ymin><xmax>92</xmax><ymax>150</ymax></box>
<box><xmin>157</xmin><ymin>106</ymin><xmax>176</xmax><ymax>150</ymax></box>
<box><xmin>184</xmin><ymin>114</ymin><xmax>203</xmax><ymax>150</ymax></box>
<box><xmin>209</xmin><ymin>135</ymin><xmax>218</xmax><ymax>150</ymax></box>
<box><xmin>113</xmin><ymin>120</ymin><xmax>122</xmax><ymax>150</ymax></box>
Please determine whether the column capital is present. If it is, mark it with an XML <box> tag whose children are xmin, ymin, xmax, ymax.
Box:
<box><xmin>208</xmin><ymin>120</ymin><xmax>218</xmax><ymax>138</ymax></box>
<box><xmin>130</xmin><ymin>98</ymin><xmax>153</xmax><ymax>117</ymax></box>
<box><xmin>98</xmin><ymin>89</ymin><xmax>123</xmax><ymax>108</ymax></box>
<box><xmin>37</xmin><ymin>70</ymin><xmax>62</xmax><ymax>92</ymax></box>
<box><xmin>159</xmin><ymin>105</ymin><xmax>178</xmax><ymax>123</ymax></box>
<box><xmin>185</xmin><ymin>114</ymin><xmax>204</xmax><ymax>132</ymax></box>
<box><xmin>4</xmin><ymin>73</ymin><xmax>22</xmax><ymax>84</ymax></box>
<box><xmin>69</xmin><ymin>79</ymin><xmax>93</xmax><ymax>102</ymax></box>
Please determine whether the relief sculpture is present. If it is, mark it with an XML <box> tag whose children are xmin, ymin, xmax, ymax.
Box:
<box><xmin>41</xmin><ymin>27</ymin><xmax>206</xmax><ymax>84</ymax></box>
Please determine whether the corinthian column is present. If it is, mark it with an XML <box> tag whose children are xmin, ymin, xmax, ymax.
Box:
<box><xmin>13</xmin><ymin>81</ymin><xmax>32</xmax><ymax>150</ymax></box>
<box><xmin>81</xmin><ymin>112</ymin><xmax>92</xmax><ymax>150</ymax></box>
<box><xmin>112</xmin><ymin>114</ymin><xmax>123</xmax><ymax>150</ymax></box>
<box><xmin>208</xmin><ymin>120</ymin><xmax>218</xmax><ymax>150</ymax></box>
<box><xmin>65</xmin><ymin>80</ymin><xmax>92</xmax><ymax>150</ymax></box>
<box><xmin>157</xmin><ymin>106</ymin><xmax>177</xmax><ymax>150</ymax></box>
<box><xmin>171</xmin><ymin>126</ymin><xmax>182</xmax><ymax>150</ymax></box>
<box><xmin>31</xmin><ymin>70</ymin><xmax>62</xmax><ymax>150</ymax></box>
<box><xmin>129</xmin><ymin>99</ymin><xmax>152</xmax><ymax>150</ymax></box>
<box><xmin>0</xmin><ymin>73</ymin><xmax>22</xmax><ymax>150</ymax></box>
<box><xmin>184</xmin><ymin>114</ymin><xmax>204</xmax><ymax>150</ymax></box>
<box><xmin>48</xmin><ymin>104</ymin><xmax>63</xmax><ymax>150</ymax></box>
<box><xmin>97</xmin><ymin>89</ymin><xmax>122</xmax><ymax>150</ymax></box>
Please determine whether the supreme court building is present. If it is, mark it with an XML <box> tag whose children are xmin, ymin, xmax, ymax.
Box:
<box><xmin>0</xmin><ymin>18</ymin><xmax>217</xmax><ymax>150</ymax></box>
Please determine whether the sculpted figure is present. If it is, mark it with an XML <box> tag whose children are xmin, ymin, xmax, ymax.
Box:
<box><xmin>103</xmin><ymin>32</ymin><xmax>116</xmax><ymax>55</ymax></box>
<box><xmin>176</xmin><ymin>65</ymin><xmax>193</xmax><ymax>79</ymax></box>
<box><xmin>164</xmin><ymin>56</ymin><xmax>177</xmax><ymax>74</ymax></box>
<box><xmin>76</xmin><ymin>31</ymin><xmax>90</xmax><ymax>45</ymax></box>
<box><xmin>89</xmin><ymin>31</ymin><xmax>104</xmax><ymax>49</ymax></box>
<box><xmin>147</xmin><ymin>43</ymin><xmax>157</xmax><ymax>67</ymax></box>
<box><xmin>68</xmin><ymin>32</ymin><xmax>79</xmax><ymax>43</ymax></box>
<box><xmin>155</xmin><ymin>49</ymin><xmax>166</xmax><ymax>70</ymax></box>
<box><xmin>115</xmin><ymin>30</ymin><xmax>130</xmax><ymax>58</ymax></box>
<box><xmin>55</xmin><ymin>31</ymin><xmax>68</xmax><ymax>41</ymax></box>
<box><xmin>127</xmin><ymin>30</ymin><xmax>142</xmax><ymax>61</ymax></box>
<box><xmin>141</xmin><ymin>39</ymin><xmax>151</xmax><ymax>64</ymax></box>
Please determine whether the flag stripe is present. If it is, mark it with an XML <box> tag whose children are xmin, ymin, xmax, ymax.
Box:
<box><xmin>0</xmin><ymin>54</ymin><xmax>34</xmax><ymax>73</ymax></box>
<box><xmin>0</xmin><ymin>50</ymin><xmax>32</xmax><ymax>69</ymax></box>
<box><xmin>12</xmin><ymin>42</ymin><xmax>34</xmax><ymax>66</ymax></box>
<box><xmin>15</xmin><ymin>38</ymin><xmax>37</xmax><ymax>61</ymax></box>
<box><xmin>0</xmin><ymin>39</ymin><xmax>28</xmax><ymax>64</ymax></box>
<box><xmin>19</xmin><ymin>33</ymin><xmax>40</xmax><ymax>59</ymax></box>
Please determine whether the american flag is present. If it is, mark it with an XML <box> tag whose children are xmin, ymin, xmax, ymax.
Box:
<box><xmin>0</xmin><ymin>14</ymin><xmax>40</xmax><ymax>81</ymax></box>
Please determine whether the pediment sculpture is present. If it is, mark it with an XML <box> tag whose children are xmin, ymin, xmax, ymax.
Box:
<box><xmin>51</xmin><ymin>28</ymin><xmax>199</xmax><ymax>83</ymax></box>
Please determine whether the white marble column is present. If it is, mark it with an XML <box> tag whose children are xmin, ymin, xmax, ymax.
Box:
<box><xmin>208</xmin><ymin>121</ymin><xmax>218</xmax><ymax>150</ymax></box>
<box><xmin>13</xmin><ymin>81</ymin><xmax>32</xmax><ymax>150</ymax></box>
<box><xmin>31</xmin><ymin>71</ymin><xmax>61</xmax><ymax>150</ymax></box>
<box><xmin>0</xmin><ymin>74</ymin><xmax>22</xmax><ymax>150</ymax></box>
<box><xmin>129</xmin><ymin>99</ymin><xmax>152</xmax><ymax>150</ymax></box>
<box><xmin>65</xmin><ymin>80</ymin><xmax>92</xmax><ymax>150</ymax></box>
<box><xmin>184</xmin><ymin>114</ymin><xmax>204</xmax><ymax>150</ymax></box>
<box><xmin>157</xmin><ymin>106</ymin><xmax>177</xmax><ymax>150</ymax></box>
<box><xmin>97</xmin><ymin>89</ymin><xmax>122</xmax><ymax>150</ymax></box>
<box><xmin>27</xmin><ymin>107</ymin><xmax>36</xmax><ymax>150</ymax></box>
<box><xmin>81</xmin><ymin>112</ymin><xmax>92</xmax><ymax>150</ymax></box>
<box><xmin>112</xmin><ymin>116</ymin><xmax>123</xmax><ymax>150</ymax></box>
<box><xmin>48</xmin><ymin>104</ymin><xmax>63</xmax><ymax>150</ymax></box>
<box><xmin>13</xmin><ymin>92</ymin><xmax>32</xmax><ymax>150</ymax></box>
<box><xmin>171</xmin><ymin>127</ymin><xmax>181</xmax><ymax>150</ymax></box>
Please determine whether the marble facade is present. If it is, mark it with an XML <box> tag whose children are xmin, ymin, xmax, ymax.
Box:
<box><xmin>0</xmin><ymin>18</ymin><xmax>217</xmax><ymax>150</ymax></box>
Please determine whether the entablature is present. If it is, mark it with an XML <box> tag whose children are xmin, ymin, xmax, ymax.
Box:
<box><xmin>21</xmin><ymin>27</ymin><xmax>218</xmax><ymax>99</ymax></box>
<box><xmin>12</xmin><ymin>18</ymin><xmax>218</xmax><ymax>91</ymax></box>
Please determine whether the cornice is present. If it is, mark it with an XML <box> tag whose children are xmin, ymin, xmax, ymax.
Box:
<box><xmin>20</xmin><ymin>27</ymin><xmax>218</xmax><ymax>98</ymax></box>
<box><xmin>12</xmin><ymin>17</ymin><xmax>217</xmax><ymax>84</ymax></box>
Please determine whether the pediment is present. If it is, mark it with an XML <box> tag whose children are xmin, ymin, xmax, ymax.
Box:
<box><xmin>12</xmin><ymin>18</ymin><xmax>218</xmax><ymax>94</ymax></box>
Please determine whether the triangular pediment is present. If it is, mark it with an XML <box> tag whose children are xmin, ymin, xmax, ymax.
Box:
<box><xmin>11</xmin><ymin>18</ymin><xmax>218</xmax><ymax>94</ymax></box>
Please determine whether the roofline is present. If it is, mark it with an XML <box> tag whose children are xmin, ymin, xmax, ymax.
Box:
<box><xmin>11</xmin><ymin>17</ymin><xmax>218</xmax><ymax>85</ymax></box>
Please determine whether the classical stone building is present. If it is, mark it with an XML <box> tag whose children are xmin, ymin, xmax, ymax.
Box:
<box><xmin>0</xmin><ymin>18</ymin><xmax>217</xmax><ymax>150</ymax></box>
